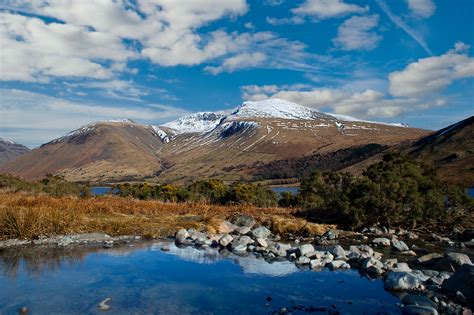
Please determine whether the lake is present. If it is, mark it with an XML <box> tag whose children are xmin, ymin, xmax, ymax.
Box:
<box><xmin>270</xmin><ymin>186</ymin><xmax>300</xmax><ymax>196</ymax></box>
<box><xmin>0</xmin><ymin>241</ymin><xmax>402</xmax><ymax>314</ymax></box>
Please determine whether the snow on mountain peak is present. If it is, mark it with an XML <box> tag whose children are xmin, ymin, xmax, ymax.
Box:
<box><xmin>232</xmin><ymin>98</ymin><xmax>330</xmax><ymax>121</ymax></box>
<box><xmin>0</xmin><ymin>137</ymin><xmax>16</xmax><ymax>145</ymax></box>
<box><xmin>162</xmin><ymin>112</ymin><xmax>225</xmax><ymax>134</ymax></box>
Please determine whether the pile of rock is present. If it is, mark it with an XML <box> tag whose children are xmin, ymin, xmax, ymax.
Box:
<box><xmin>173</xmin><ymin>217</ymin><xmax>474</xmax><ymax>313</ymax></box>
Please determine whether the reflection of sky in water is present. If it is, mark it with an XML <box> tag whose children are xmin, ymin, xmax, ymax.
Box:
<box><xmin>0</xmin><ymin>241</ymin><xmax>401</xmax><ymax>314</ymax></box>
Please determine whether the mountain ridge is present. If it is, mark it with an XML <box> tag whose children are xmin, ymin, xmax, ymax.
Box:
<box><xmin>0</xmin><ymin>99</ymin><xmax>433</xmax><ymax>183</ymax></box>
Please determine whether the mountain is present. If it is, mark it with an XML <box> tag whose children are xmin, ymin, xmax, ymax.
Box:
<box><xmin>0</xmin><ymin>99</ymin><xmax>430</xmax><ymax>183</ymax></box>
<box><xmin>0</xmin><ymin>120</ymin><xmax>170</xmax><ymax>182</ymax></box>
<box><xmin>408</xmin><ymin>116</ymin><xmax>474</xmax><ymax>186</ymax></box>
<box><xmin>0</xmin><ymin>138</ymin><xmax>29</xmax><ymax>164</ymax></box>
<box><xmin>155</xmin><ymin>99</ymin><xmax>428</xmax><ymax>183</ymax></box>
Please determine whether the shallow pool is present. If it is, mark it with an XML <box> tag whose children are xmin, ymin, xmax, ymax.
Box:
<box><xmin>0</xmin><ymin>241</ymin><xmax>401</xmax><ymax>314</ymax></box>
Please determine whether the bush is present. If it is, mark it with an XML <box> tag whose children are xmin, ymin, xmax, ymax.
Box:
<box><xmin>0</xmin><ymin>173</ymin><xmax>89</xmax><ymax>197</ymax></box>
<box><xmin>297</xmin><ymin>153</ymin><xmax>473</xmax><ymax>230</ymax></box>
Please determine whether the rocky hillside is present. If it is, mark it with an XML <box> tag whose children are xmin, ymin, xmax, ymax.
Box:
<box><xmin>0</xmin><ymin>138</ymin><xmax>29</xmax><ymax>164</ymax></box>
<box><xmin>0</xmin><ymin>99</ymin><xmax>429</xmax><ymax>183</ymax></box>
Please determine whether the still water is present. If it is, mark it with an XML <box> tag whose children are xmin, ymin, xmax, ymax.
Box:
<box><xmin>0</xmin><ymin>241</ymin><xmax>401</xmax><ymax>314</ymax></box>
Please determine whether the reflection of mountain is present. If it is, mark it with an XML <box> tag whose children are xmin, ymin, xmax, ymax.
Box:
<box><xmin>152</xmin><ymin>242</ymin><xmax>298</xmax><ymax>276</ymax></box>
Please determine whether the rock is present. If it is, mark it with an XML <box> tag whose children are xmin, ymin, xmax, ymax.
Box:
<box><xmin>218</xmin><ymin>220</ymin><xmax>236</xmax><ymax>234</ymax></box>
<box><xmin>321</xmin><ymin>252</ymin><xmax>334</xmax><ymax>264</ymax></box>
<box><xmin>361</xmin><ymin>257</ymin><xmax>384</xmax><ymax>271</ymax></box>
<box><xmin>232</xmin><ymin>243</ymin><xmax>248</xmax><ymax>254</ymax></box>
<box><xmin>103</xmin><ymin>241</ymin><xmax>114</xmax><ymax>248</ymax></box>
<box><xmin>99</xmin><ymin>297</ymin><xmax>111</xmax><ymax>311</ymax></box>
<box><xmin>465</xmin><ymin>239</ymin><xmax>474</xmax><ymax>248</ymax></box>
<box><xmin>19</xmin><ymin>307</ymin><xmax>28</xmax><ymax>315</ymax></box>
<box><xmin>270</xmin><ymin>242</ymin><xmax>291</xmax><ymax>257</ymax></box>
<box><xmin>305</xmin><ymin>250</ymin><xmax>323</xmax><ymax>260</ymax></box>
<box><xmin>238</xmin><ymin>235</ymin><xmax>254</xmax><ymax>245</ymax></box>
<box><xmin>384</xmin><ymin>258</ymin><xmax>398</xmax><ymax>269</ymax></box>
<box><xmin>417</xmin><ymin>253</ymin><xmax>443</xmax><ymax>266</ymax></box>
<box><xmin>329</xmin><ymin>260</ymin><xmax>351</xmax><ymax>270</ymax></box>
<box><xmin>296</xmin><ymin>256</ymin><xmax>311</xmax><ymax>265</ymax></box>
<box><xmin>393</xmin><ymin>263</ymin><xmax>412</xmax><ymax>273</ymax></box>
<box><xmin>373</xmin><ymin>238</ymin><xmax>391</xmax><ymax>246</ymax></box>
<box><xmin>401</xmin><ymin>251</ymin><xmax>417</xmax><ymax>256</ymax></box>
<box><xmin>402</xmin><ymin>294</ymin><xmax>438</xmax><ymax>309</ymax></box>
<box><xmin>358</xmin><ymin>245</ymin><xmax>374</xmax><ymax>256</ymax></box>
<box><xmin>392</xmin><ymin>239</ymin><xmax>410</xmax><ymax>252</ymax></box>
<box><xmin>401</xmin><ymin>305</ymin><xmax>438</xmax><ymax>315</ymax></box>
<box><xmin>434</xmin><ymin>253</ymin><xmax>473</xmax><ymax>272</ymax></box>
<box><xmin>296</xmin><ymin>244</ymin><xmax>315</xmax><ymax>257</ymax></box>
<box><xmin>442</xmin><ymin>264</ymin><xmax>474</xmax><ymax>304</ymax></box>
<box><xmin>251</xmin><ymin>226</ymin><xmax>272</xmax><ymax>239</ymax></box>
<box><xmin>411</xmin><ymin>270</ymin><xmax>430</xmax><ymax>283</ymax></box>
<box><xmin>160</xmin><ymin>246</ymin><xmax>170</xmax><ymax>252</ymax></box>
<box><xmin>230</xmin><ymin>214</ymin><xmax>256</xmax><ymax>228</ymax></box>
<box><xmin>234</xmin><ymin>226</ymin><xmax>251</xmax><ymax>235</ymax></box>
<box><xmin>255</xmin><ymin>238</ymin><xmax>268</xmax><ymax>248</ymax></box>
<box><xmin>219</xmin><ymin>234</ymin><xmax>233</xmax><ymax>247</ymax></box>
<box><xmin>384</xmin><ymin>272</ymin><xmax>420</xmax><ymax>291</ymax></box>
<box><xmin>328</xmin><ymin>245</ymin><xmax>346</xmax><ymax>259</ymax></box>
<box><xmin>175</xmin><ymin>229</ymin><xmax>190</xmax><ymax>244</ymax></box>
<box><xmin>323</xmin><ymin>229</ymin><xmax>339</xmax><ymax>240</ymax></box>
<box><xmin>310</xmin><ymin>259</ymin><xmax>325</xmax><ymax>269</ymax></box>
<box><xmin>58</xmin><ymin>236</ymin><xmax>73</xmax><ymax>247</ymax></box>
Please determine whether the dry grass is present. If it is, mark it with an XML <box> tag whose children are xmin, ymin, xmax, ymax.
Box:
<box><xmin>0</xmin><ymin>191</ymin><xmax>332</xmax><ymax>240</ymax></box>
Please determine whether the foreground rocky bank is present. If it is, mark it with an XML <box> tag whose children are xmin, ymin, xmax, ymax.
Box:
<box><xmin>172</xmin><ymin>215</ymin><xmax>473</xmax><ymax>315</ymax></box>
<box><xmin>1</xmin><ymin>214</ymin><xmax>473</xmax><ymax>314</ymax></box>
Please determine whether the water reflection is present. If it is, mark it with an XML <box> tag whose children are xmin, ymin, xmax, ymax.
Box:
<box><xmin>0</xmin><ymin>241</ymin><xmax>401</xmax><ymax>314</ymax></box>
<box><xmin>151</xmin><ymin>241</ymin><xmax>299</xmax><ymax>276</ymax></box>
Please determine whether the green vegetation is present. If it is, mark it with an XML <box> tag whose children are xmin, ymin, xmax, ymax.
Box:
<box><xmin>0</xmin><ymin>173</ymin><xmax>89</xmax><ymax>197</ymax></box>
<box><xmin>296</xmin><ymin>153</ymin><xmax>473</xmax><ymax>230</ymax></box>
<box><xmin>115</xmin><ymin>180</ymin><xmax>278</xmax><ymax>207</ymax></box>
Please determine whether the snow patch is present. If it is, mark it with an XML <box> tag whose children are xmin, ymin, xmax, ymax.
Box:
<box><xmin>150</xmin><ymin>125</ymin><xmax>171</xmax><ymax>143</ymax></box>
<box><xmin>162</xmin><ymin>112</ymin><xmax>224</xmax><ymax>134</ymax></box>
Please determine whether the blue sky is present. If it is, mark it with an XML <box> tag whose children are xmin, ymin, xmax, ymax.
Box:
<box><xmin>0</xmin><ymin>0</ymin><xmax>473</xmax><ymax>147</ymax></box>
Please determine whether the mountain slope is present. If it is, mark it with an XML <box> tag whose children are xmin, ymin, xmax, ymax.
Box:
<box><xmin>408</xmin><ymin>116</ymin><xmax>474</xmax><ymax>186</ymax></box>
<box><xmin>154</xmin><ymin>99</ymin><xmax>429</xmax><ymax>183</ymax></box>
<box><xmin>0</xmin><ymin>99</ymin><xmax>431</xmax><ymax>183</ymax></box>
<box><xmin>0</xmin><ymin>120</ymin><xmax>170</xmax><ymax>182</ymax></box>
<box><xmin>0</xmin><ymin>138</ymin><xmax>29</xmax><ymax>164</ymax></box>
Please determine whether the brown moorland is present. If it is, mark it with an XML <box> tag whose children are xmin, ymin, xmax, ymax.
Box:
<box><xmin>0</xmin><ymin>192</ymin><xmax>333</xmax><ymax>241</ymax></box>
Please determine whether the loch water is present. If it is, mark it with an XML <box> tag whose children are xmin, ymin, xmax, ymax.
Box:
<box><xmin>0</xmin><ymin>241</ymin><xmax>402</xmax><ymax>314</ymax></box>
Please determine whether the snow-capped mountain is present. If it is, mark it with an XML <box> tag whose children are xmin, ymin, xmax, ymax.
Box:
<box><xmin>1</xmin><ymin>98</ymin><xmax>430</xmax><ymax>183</ymax></box>
<box><xmin>162</xmin><ymin>112</ymin><xmax>225</xmax><ymax>135</ymax></box>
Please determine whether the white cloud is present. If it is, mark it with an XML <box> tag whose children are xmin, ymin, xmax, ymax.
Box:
<box><xmin>241</xmin><ymin>84</ymin><xmax>447</xmax><ymax>119</ymax></box>
<box><xmin>375</xmin><ymin>0</ymin><xmax>432</xmax><ymax>55</ymax></box>
<box><xmin>0</xmin><ymin>11</ymin><xmax>132</xmax><ymax>81</ymax></box>
<box><xmin>292</xmin><ymin>0</ymin><xmax>368</xmax><ymax>19</ymax></box>
<box><xmin>264</xmin><ymin>0</ymin><xmax>285</xmax><ymax>6</ymax></box>
<box><xmin>266</xmin><ymin>16</ymin><xmax>305</xmax><ymax>26</ymax></box>
<box><xmin>0</xmin><ymin>88</ymin><xmax>190</xmax><ymax>147</ymax></box>
<box><xmin>389</xmin><ymin>44</ymin><xmax>474</xmax><ymax>98</ymax></box>
<box><xmin>407</xmin><ymin>0</ymin><xmax>436</xmax><ymax>18</ymax></box>
<box><xmin>333</xmin><ymin>14</ymin><xmax>382</xmax><ymax>51</ymax></box>
<box><xmin>0</xmin><ymin>0</ymin><xmax>319</xmax><ymax>81</ymax></box>
<box><xmin>205</xmin><ymin>52</ymin><xmax>266</xmax><ymax>74</ymax></box>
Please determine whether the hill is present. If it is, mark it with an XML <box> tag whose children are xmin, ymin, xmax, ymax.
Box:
<box><xmin>0</xmin><ymin>138</ymin><xmax>29</xmax><ymax>164</ymax></box>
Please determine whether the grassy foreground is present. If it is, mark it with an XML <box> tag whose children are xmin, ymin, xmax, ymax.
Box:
<box><xmin>0</xmin><ymin>192</ymin><xmax>332</xmax><ymax>240</ymax></box>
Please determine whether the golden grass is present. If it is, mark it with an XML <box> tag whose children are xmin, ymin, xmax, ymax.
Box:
<box><xmin>0</xmin><ymin>191</ymin><xmax>332</xmax><ymax>240</ymax></box>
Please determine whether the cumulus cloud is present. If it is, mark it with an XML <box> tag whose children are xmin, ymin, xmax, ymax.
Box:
<box><xmin>333</xmin><ymin>14</ymin><xmax>382</xmax><ymax>51</ymax></box>
<box><xmin>389</xmin><ymin>43</ymin><xmax>474</xmax><ymax>98</ymax></box>
<box><xmin>205</xmin><ymin>52</ymin><xmax>266</xmax><ymax>74</ymax></box>
<box><xmin>241</xmin><ymin>84</ymin><xmax>446</xmax><ymax>119</ymax></box>
<box><xmin>0</xmin><ymin>89</ymin><xmax>190</xmax><ymax>147</ymax></box>
<box><xmin>292</xmin><ymin>0</ymin><xmax>368</xmax><ymax>19</ymax></box>
<box><xmin>407</xmin><ymin>0</ymin><xmax>436</xmax><ymax>18</ymax></box>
